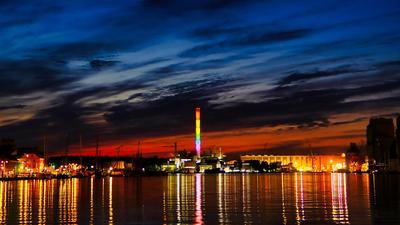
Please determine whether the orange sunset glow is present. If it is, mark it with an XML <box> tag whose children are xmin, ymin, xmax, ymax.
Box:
<box><xmin>63</xmin><ymin>112</ymin><xmax>383</xmax><ymax>157</ymax></box>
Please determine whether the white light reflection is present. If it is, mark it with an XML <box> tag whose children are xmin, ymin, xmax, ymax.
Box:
<box><xmin>177</xmin><ymin>174</ymin><xmax>181</xmax><ymax>223</ymax></box>
<box><xmin>242</xmin><ymin>175</ymin><xmax>252</xmax><ymax>223</ymax></box>
<box><xmin>109</xmin><ymin>177</ymin><xmax>113</xmax><ymax>225</ymax></box>
<box><xmin>90</xmin><ymin>177</ymin><xmax>94</xmax><ymax>225</ymax></box>
<box><xmin>217</xmin><ymin>174</ymin><xmax>223</xmax><ymax>224</ymax></box>
<box><xmin>331</xmin><ymin>173</ymin><xmax>349</xmax><ymax>224</ymax></box>
<box><xmin>195</xmin><ymin>173</ymin><xmax>203</xmax><ymax>225</ymax></box>
<box><xmin>38</xmin><ymin>180</ymin><xmax>47</xmax><ymax>225</ymax></box>
<box><xmin>0</xmin><ymin>181</ymin><xmax>6</xmax><ymax>223</ymax></box>
<box><xmin>281</xmin><ymin>174</ymin><xmax>287</xmax><ymax>225</ymax></box>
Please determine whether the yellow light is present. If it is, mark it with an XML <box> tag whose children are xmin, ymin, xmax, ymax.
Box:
<box><xmin>341</xmin><ymin>153</ymin><xmax>346</xmax><ymax>157</ymax></box>
<box><xmin>195</xmin><ymin>107</ymin><xmax>201</xmax><ymax>156</ymax></box>
<box><xmin>330</xmin><ymin>159</ymin><xmax>333</xmax><ymax>164</ymax></box>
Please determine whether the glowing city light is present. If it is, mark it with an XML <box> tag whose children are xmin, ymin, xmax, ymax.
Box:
<box><xmin>195</xmin><ymin>107</ymin><xmax>201</xmax><ymax>157</ymax></box>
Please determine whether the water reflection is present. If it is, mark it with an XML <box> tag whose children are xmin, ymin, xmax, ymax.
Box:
<box><xmin>195</xmin><ymin>174</ymin><xmax>203</xmax><ymax>224</ymax></box>
<box><xmin>281</xmin><ymin>175</ymin><xmax>289</xmax><ymax>224</ymax></box>
<box><xmin>294</xmin><ymin>173</ymin><xmax>305</xmax><ymax>224</ymax></box>
<box><xmin>38</xmin><ymin>180</ymin><xmax>46</xmax><ymax>224</ymax></box>
<box><xmin>0</xmin><ymin>174</ymin><xmax>397</xmax><ymax>224</ymax></box>
<box><xmin>108</xmin><ymin>177</ymin><xmax>113</xmax><ymax>225</ymax></box>
<box><xmin>0</xmin><ymin>181</ymin><xmax>7</xmax><ymax>223</ymax></box>
<box><xmin>217</xmin><ymin>174</ymin><xmax>228</xmax><ymax>224</ymax></box>
<box><xmin>89</xmin><ymin>177</ymin><xmax>94</xmax><ymax>225</ymax></box>
<box><xmin>19</xmin><ymin>180</ymin><xmax>32</xmax><ymax>224</ymax></box>
<box><xmin>370</xmin><ymin>174</ymin><xmax>400</xmax><ymax>224</ymax></box>
<box><xmin>163</xmin><ymin>174</ymin><xmax>203</xmax><ymax>224</ymax></box>
<box><xmin>58</xmin><ymin>179</ymin><xmax>78</xmax><ymax>224</ymax></box>
<box><xmin>331</xmin><ymin>173</ymin><xmax>349</xmax><ymax>224</ymax></box>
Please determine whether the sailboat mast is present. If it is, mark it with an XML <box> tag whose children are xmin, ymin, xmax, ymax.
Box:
<box><xmin>43</xmin><ymin>136</ymin><xmax>47</xmax><ymax>165</ymax></box>
<box><xmin>95</xmin><ymin>135</ymin><xmax>100</xmax><ymax>170</ymax></box>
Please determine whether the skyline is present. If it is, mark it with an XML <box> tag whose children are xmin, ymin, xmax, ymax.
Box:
<box><xmin>1</xmin><ymin>0</ymin><xmax>400</xmax><ymax>156</ymax></box>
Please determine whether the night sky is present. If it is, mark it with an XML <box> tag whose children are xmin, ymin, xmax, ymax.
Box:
<box><xmin>1</xmin><ymin>0</ymin><xmax>400</xmax><ymax>157</ymax></box>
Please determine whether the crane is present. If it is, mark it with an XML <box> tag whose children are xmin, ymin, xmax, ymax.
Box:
<box><xmin>161</xmin><ymin>142</ymin><xmax>178</xmax><ymax>158</ymax></box>
<box><xmin>115</xmin><ymin>145</ymin><xmax>123</xmax><ymax>158</ymax></box>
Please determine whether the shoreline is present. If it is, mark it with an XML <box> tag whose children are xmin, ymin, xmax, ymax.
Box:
<box><xmin>1</xmin><ymin>171</ymin><xmax>398</xmax><ymax>181</ymax></box>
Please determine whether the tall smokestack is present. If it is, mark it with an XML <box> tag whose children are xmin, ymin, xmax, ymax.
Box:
<box><xmin>195</xmin><ymin>107</ymin><xmax>201</xmax><ymax>157</ymax></box>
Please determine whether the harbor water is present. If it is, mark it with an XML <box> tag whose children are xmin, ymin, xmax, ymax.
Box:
<box><xmin>0</xmin><ymin>173</ymin><xmax>399</xmax><ymax>224</ymax></box>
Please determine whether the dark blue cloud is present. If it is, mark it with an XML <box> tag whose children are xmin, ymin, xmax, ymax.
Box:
<box><xmin>277</xmin><ymin>65</ymin><xmax>362</xmax><ymax>86</ymax></box>
<box><xmin>180</xmin><ymin>28</ymin><xmax>315</xmax><ymax>57</ymax></box>
<box><xmin>0</xmin><ymin>59</ymin><xmax>75</xmax><ymax>96</ymax></box>
<box><xmin>0</xmin><ymin>104</ymin><xmax>26</xmax><ymax>111</ymax></box>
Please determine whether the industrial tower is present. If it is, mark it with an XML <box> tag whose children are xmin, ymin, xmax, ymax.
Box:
<box><xmin>195</xmin><ymin>107</ymin><xmax>201</xmax><ymax>158</ymax></box>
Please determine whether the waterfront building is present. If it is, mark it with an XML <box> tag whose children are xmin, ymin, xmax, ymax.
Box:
<box><xmin>0</xmin><ymin>159</ymin><xmax>18</xmax><ymax>177</ymax></box>
<box><xmin>0</xmin><ymin>143</ymin><xmax>46</xmax><ymax>177</ymax></box>
<box><xmin>109</xmin><ymin>161</ymin><xmax>125</xmax><ymax>170</ymax></box>
<box><xmin>345</xmin><ymin>143</ymin><xmax>368</xmax><ymax>172</ymax></box>
<box><xmin>224</xmin><ymin>160</ymin><xmax>240</xmax><ymax>172</ymax></box>
<box><xmin>161</xmin><ymin>162</ymin><xmax>176</xmax><ymax>172</ymax></box>
<box><xmin>17</xmin><ymin>152</ymin><xmax>45</xmax><ymax>175</ymax></box>
<box><xmin>240</xmin><ymin>154</ymin><xmax>346</xmax><ymax>172</ymax></box>
<box><xmin>161</xmin><ymin>157</ymin><xmax>193</xmax><ymax>172</ymax></box>
<box><xmin>181</xmin><ymin>161</ymin><xmax>196</xmax><ymax>173</ymax></box>
<box><xmin>366</xmin><ymin>117</ymin><xmax>399</xmax><ymax>171</ymax></box>
<box><xmin>198</xmin><ymin>164</ymin><xmax>213</xmax><ymax>173</ymax></box>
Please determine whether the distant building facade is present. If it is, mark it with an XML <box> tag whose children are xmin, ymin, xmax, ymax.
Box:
<box><xmin>0</xmin><ymin>142</ymin><xmax>45</xmax><ymax>177</ymax></box>
<box><xmin>240</xmin><ymin>154</ymin><xmax>346</xmax><ymax>172</ymax></box>
<box><xmin>17</xmin><ymin>153</ymin><xmax>45</xmax><ymax>174</ymax></box>
<box><xmin>345</xmin><ymin>143</ymin><xmax>368</xmax><ymax>172</ymax></box>
<box><xmin>366</xmin><ymin>117</ymin><xmax>399</xmax><ymax>171</ymax></box>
